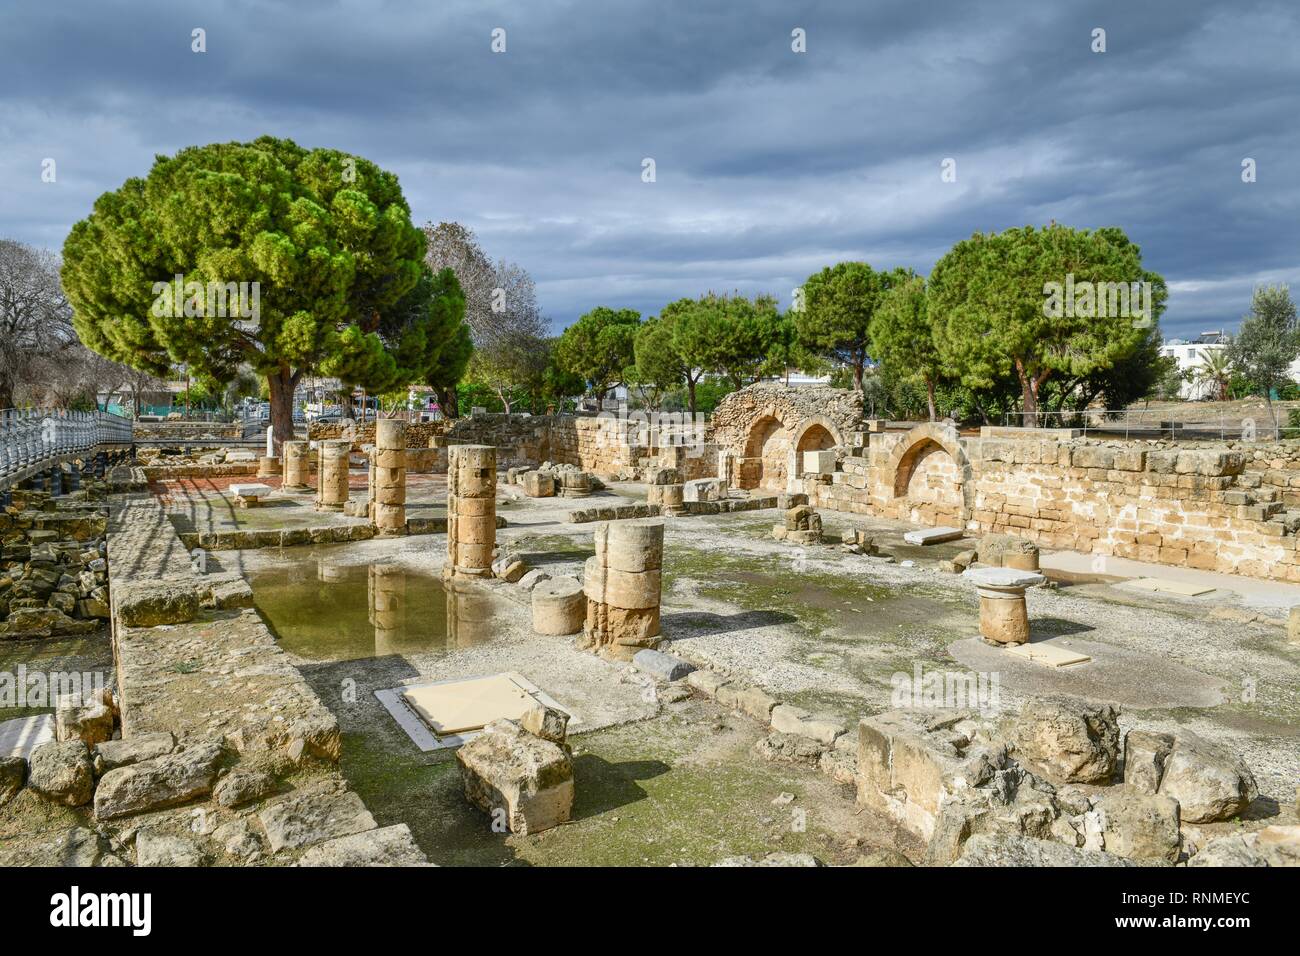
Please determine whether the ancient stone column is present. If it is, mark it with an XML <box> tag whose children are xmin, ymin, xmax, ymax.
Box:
<box><xmin>445</xmin><ymin>444</ymin><xmax>496</xmax><ymax>580</ymax></box>
<box><xmin>316</xmin><ymin>439</ymin><xmax>351</xmax><ymax>511</ymax></box>
<box><xmin>582</xmin><ymin>519</ymin><xmax>663</xmax><ymax>661</ymax></box>
<box><xmin>962</xmin><ymin>567</ymin><xmax>1047</xmax><ymax>645</ymax></box>
<box><xmin>559</xmin><ymin>470</ymin><xmax>592</xmax><ymax>498</ymax></box>
<box><xmin>282</xmin><ymin>441</ymin><xmax>310</xmax><ymax>489</ymax></box>
<box><xmin>373</xmin><ymin>419</ymin><xmax>407</xmax><ymax>535</ymax></box>
<box><xmin>257</xmin><ymin>455</ymin><xmax>281</xmax><ymax>478</ymax></box>
<box><xmin>646</xmin><ymin>467</ymin><xmax>684</xmax><ymax>516</ymax></box>
<box><xmin>532</xmin><ymin>576</ymin><xmax>585</xmax><ymax>635</ymax></box>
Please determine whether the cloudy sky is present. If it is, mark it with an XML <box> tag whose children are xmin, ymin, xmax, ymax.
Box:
<box><xmin>2</xmin><ymin>0</ymin><xmax>1297</xmax><ymax>339</ymax></box>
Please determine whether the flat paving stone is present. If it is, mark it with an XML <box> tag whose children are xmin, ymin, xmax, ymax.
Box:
<box><xmin>902</xmin><ymin>527</ymin><xmax>965</xmax><ymax>546</ymax></box>
<box><xmin>0</xmin><ymin>714</ymin><xmax>54</xmax><ymax>760</ymax></box>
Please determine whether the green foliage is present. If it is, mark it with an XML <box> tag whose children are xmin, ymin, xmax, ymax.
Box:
<box><xmin>1227</xmin><ymin>285</ymin><xmax>1299</xmax><ymax>402</ymax></box>
<box><xmin>61</xmin><ymin>136</ymin><xmax>432</xmax><ymax>441</ymax></box>
<box><xmin>928</xmin><ymin>224</ymin><xmax>1167</xmax><ymax>420</ymax></box>
<box><xmin>555</xmin><ymin>306</ymin><xmax>640</xmax><ymax>396</ymax></box>
<box><xmin>663</xmin><ymin>292</ymin><xmax>782</xmax><ymax>403</ymax></box>
<box><xmin>871</xmin><ymin>276</ymin><xmax>942</xmax><ymax>418</ymax></box>
<box><xmin>627</xmin><ymin>316</ymin><xmax>687</xmax><ymax>409</ymax></box>
<box><xmin>795</xmin><ymin>262</ymin><xmax>912</xmax><ymax>389</ymax></box>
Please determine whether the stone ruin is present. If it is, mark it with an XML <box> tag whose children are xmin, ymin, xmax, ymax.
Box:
<box><xmin>645</xmin><ymin>467</ymin><xmax>685</xmax><ymax>516</ymax></box>
<box><xmin>456</xmin><ymin>703</ymin><xmax>574</xmax><ymax>835</ymax></box>
<box><xmin>370</xmin><ymin>419</ymin><xmax>407</xmax><ymax>536</ymax></box>
<box><xmin>772</xmin><ymin>504</ymin><xmax>822</xmax><ymax>545</ymax></box>
<box><xmin>855</xmin><ymin>696</ymin><xmax>1265</xmax><ymax>866</ymax></box>
<box><xmin>315</xmin><ymin>439</ymin><xmax>351</xmax><ymax>512</ymax></box>
<box><xmin>280</xmin><ymin>440</ymin><xmax>312</xmax><ymax>490</ymax></box>
<box><xmin>509</xmin><ymin>461</ymin><xmax>600</xmax><ymax>499</ymax></box>
<box><xmin>581</xmin><ymin>519</ymin><xmax>664</xmax><ymax>661</ymax></box>
<box><xmin>445</xmin><ymin>444</ymin><xmax>496</xmax><ymax>581</ymax></box>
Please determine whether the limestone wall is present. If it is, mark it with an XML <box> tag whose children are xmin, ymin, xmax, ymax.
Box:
<box><xmin>132</xmin><ymin>421</ymin><xmax>243</xmax><ymax>442</ymax></box>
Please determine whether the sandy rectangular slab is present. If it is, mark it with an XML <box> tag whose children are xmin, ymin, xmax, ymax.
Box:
<box><xmin>1004</xmin><ymin>642</ymin><xmax>1091</xmax><ymax>668</ymax></box>
<box><xmin>903</xmin><ymin>527</ymin><xmax>965</xmax><ymax>545</ymax></box>
<box><xmin>376</xmin><ymin>672</ymin><xmax>573</xmax><ymax>752</ymax></box>
<box><xmin>1121</xmin><ymin>577</ymin><xmax>1215</xmax><ymax>597</ymax></box>
<box><xmin>0</xmin><ymin>713</ymin><xmax>54</xmax><ymax>759</ymax></box>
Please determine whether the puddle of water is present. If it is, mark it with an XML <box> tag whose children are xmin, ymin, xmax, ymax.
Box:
<box><xmin>249</xmin><ymin>546</ymin><xmax>499</xmax><ymax>662</ymax></box>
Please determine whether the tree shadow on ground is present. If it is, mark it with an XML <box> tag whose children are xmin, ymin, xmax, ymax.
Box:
<box><xmin>570</xmin><ymin>755</ymin><xmax>670</xmax><ymax>820</ymax></box>
<box><xmin>1027</xmin><ymin>618</ymin><xmax>1096</xmax><ymax>639</ymax></box>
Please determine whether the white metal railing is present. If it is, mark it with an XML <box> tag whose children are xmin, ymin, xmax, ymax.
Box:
<box><xmin>0</xmin><ymin>408</ymin><xmax>133</xmax><ymax>486</ymax></box>
<box><xmin>1001</xmin><ymin>408</ymin><xmax>1284</xmax><ymax>441</ymax></box>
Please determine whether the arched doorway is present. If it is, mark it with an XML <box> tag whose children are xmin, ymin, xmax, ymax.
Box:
<box><xmin>796</xmin><ymin>423</ymin><xmax>836</xmax><ymax>455</ymax></box>
<box><xmin>740</xmin><ymin>415</ymin><xmax>789</xmax><ymax>490</ymax></box>
<box><xmin>893</xmin><ymin>439</ymin><xmax>964</xmax><ymax>523</ymax></box>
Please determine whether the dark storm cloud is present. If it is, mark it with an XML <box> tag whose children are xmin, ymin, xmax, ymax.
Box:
<box><xmin>2</xmin><ymin>0</ymin><xmax>1298</xmax><ymax>339</ymax></box>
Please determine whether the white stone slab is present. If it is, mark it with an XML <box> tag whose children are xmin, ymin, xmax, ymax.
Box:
<box><xmin>1121</xmin><ymin>577</ymin><xmax>1215</xmax><ymax>597</ymax></box>
<box><xmin>903</xmin><ymin>526</ymin><xmax>965</xmax><ymax>546</ymax></box>
<box><xmin>963</xmin><ymin>567</ymin><xmax>1046</xmax><ymax>590</ymax></box>
<box><xmin>229</xmin><ymin>483</ymin><xmax>273</xmax><ymax>498</ymax></box>
<box><xmin>803</xmin><ymin>450</ymin><xmax>837</xmax><ymax>475</ymax></box>
<box><xmin>224</xmin><ymin>450</ymin><xmax>257</xmax><ymax>462</ymax></box>
<box><xmin>375</xmin><ymin>672</ymin><xmax>574</xmax><ymax>753</ymax></box>
<box><xmin>0</xmin><ymin>713</ymin><xmax>55</xmax><ymax>759</ymax></box>
<box><xmin>1004</xmin><ymin>642</ymin><xmax>1091</xmax><ymax>668</ymax></box>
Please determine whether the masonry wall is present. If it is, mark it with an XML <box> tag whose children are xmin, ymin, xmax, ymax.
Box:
<box><xmin>805</xmin><ymin>427</ymin><xmax>1300</xmax><ymax>583</ymax></box>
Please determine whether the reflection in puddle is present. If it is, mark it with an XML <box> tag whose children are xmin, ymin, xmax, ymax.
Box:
<box><xmin>248</xmin><ymin>547</ymin><xmax>498</xmax><ymax>661</ymax></box>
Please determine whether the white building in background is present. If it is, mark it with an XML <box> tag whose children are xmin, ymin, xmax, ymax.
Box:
<box><xmin>1159</xmin><ymin>331</ymin><xmax>1230</xmax><ymax>400</ymax></box>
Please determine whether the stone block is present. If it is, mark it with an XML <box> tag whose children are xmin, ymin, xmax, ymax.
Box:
<box><xmin>28</xmin><ymin>740</ymin><xmax>93</xmax><ymax>807</ymax></box>
<box><xmin>94</xmin><ymin>739</ymin><xmax>224</xmax><ymax>820</ymax></box>
<box><xmin>115</xmin><ymin>579</ymin><xmax>199</xmax><ymax>628</ymax></box>
<box><xmin>1012</xmin><ymin>696</ymin><xmax>1119</xmax><ymax>784</ymax></box>
<box><xmin>1157</xmin><ymin>731</ymin><xmax>1258</xmax><ymax>822</ymax></box>
<box><xmin>803</xmin><ymin>450</ymin><xmax>837</xmax><ymax>475</ymax></box>
<box><xmin>456</xmin><ymin>719</ymin><xmax>574</xmax><ymax>835</ymax></box>
<box><xmin>632</xmin><ymin>648</ymin><xmax>694</xmax><ymax>682</ymax></box>
<box><xmin>258</xmin><ymin>787</ymin><xmax>377</xmax><ymax>853</ymax></box>
<box><xmin>1122</xmin><ymin>730</ymin><xmax>1174</xmax><ymax>794</ymax></box>
<box><xmin>296</xmin><ymin>823</ymin><xmax>430</xmax><ymax>867</ymax></box>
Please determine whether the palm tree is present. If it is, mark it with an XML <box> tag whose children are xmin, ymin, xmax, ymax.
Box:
<box><xmin>1195</xmin><ymin>349</ymin><xmax>1232</xmax><ymax>401</ymax></box>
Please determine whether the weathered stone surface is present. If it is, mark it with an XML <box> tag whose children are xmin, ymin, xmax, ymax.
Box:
<box><xmin>0</xmin><ymin>755</ymin><xmax>26</xmax><ymax>804</ymax></box>
<box><xmin>903</xmin><ymin>526</ymin><xmax>964</xmax><ymax>546</ymax></box>
<box><xmin>518</xmin><ymin>702</ymin><xmax>570</xmax><ymax>746</ymax></box>
<box><xmin>296</xmin><ymin>823</ymin><xmax>430</xmax><ymax>866</ymax></box>
<box><xmin>115</xmin><ymin>578</ymin><xmax>199</xmax><ymax>627</ymax></box>
<box><xmin>0</xmin><ymin>825</ymin><xmax>106</xmax><ymax>867</ymax></box>
<box><xmin>135</xmin><ymin>829</ymin><xmax>208</xmax><ymax>867</ymax></box>
<box><xmin>531</xmin><ymin>576</ymin><xmax>585</xmax><ymax>635</ymax></box>
<box><xmin>28</xmin><ymin>740</ymin><xmax>94</xmax><ymax>806</ymax></box>
<box><xmin>1157</xmin><ymin>731</ymin><xmax>1258</xmax><ymax>822</ymax></box>
<box><xmin>92</xmin><ymin>732</ymin><xmax>175</xmax><ymax>776</ymax></box>
<box><xmin>686</xmin><ymin>670</ymin><xmax>729</xmax><ymax>698</ymax></box>
<box><xmin>258</xmin><ymin>787</ymin><xmax>377</xmax><ymax>853</ymax></box>
<box><xmin>0</xmin><ymin>606</ymin><xmax>97</xmax><ymax>639</ymax></box>
<box><xmin>953</xmin><ymin>835</ymin><xmax>1136</xmax><ymax>867</ymax></box>
<box><xmin>1289</xmin><ymin>606</ymin><xmax>1300</xmax><ymax>644</ymax></box>
<box><xmin>858</xmin><ymin>709</ymin><xmax>1009</xmax><ymax>841</ymax></box>
<box><xmin>1094</xmin><ymin>788</ymin><xmax>1181</xmax><ymax>863</ymax></box>
<box><xmin>94</xmin><ymin>740</ymin><xmax>223</xmax><ymax>819</ymax></box>
<box><xmin>770</xmin><ymin>704</ymin><xmax>845</xmax><ymax>744</ymax></box>
<box><xmin>54</xmin><ymin>697</ymin><xmax>114</xmax><ymax>747</ymax></box>
<box><xmin>1190</xmin><ymin>825</ymin><xmax>1300</xmax><ymax>868</ymax></box>
<box><xmin>632</xmin><ymin>648</ymin><xmax>694</xmax><ymax>682</ymax></box>
<box><xmin>214</xmin><ymin>767</ymin><xmax>278</xmax><ymax>808</ymax></box>
<box><xmin>1122</xmin><ymin>730</ymin><xmax>1174</xmax><ymax>794</ymax></box>
<box><xmin>456</xmin><ymin>719</ymin><xmax>574</xmax><ymax>835</ymax></box>
<box><xmin>213</xmin><ymin>817</ymin><xmax>264</xmax><ymax>860</ymax></box>
<box><xmin>1013</xmin><ymin>696</ymin><xmax>1119</xmax><ymax>784</ymax></box>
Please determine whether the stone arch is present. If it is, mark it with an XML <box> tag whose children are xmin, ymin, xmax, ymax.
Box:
<box><xmin>886</xmin><ymin>423</ymin><xmax>974</xmax><ymax>523</ymax></box>
<box><xmin>792</xmin><ymin>415</ymin><xmax>844</xmax><ymax>455</ymax></box>
<box><xmin>738</xmin><ymin>408</ymin><xmax>791</xmax><ymax>490</ymax></box>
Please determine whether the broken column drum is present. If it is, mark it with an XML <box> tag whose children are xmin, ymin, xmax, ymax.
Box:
<box><xmin>646</xmin><ymin>467</ymin><xmax>685</xmax><ymax>516</ymax></box>
<box><xmin>316</xmin><ymin>439</ymin><xmax>352</xmax><ymax>511</ymax></box>
<box><xmin>445</xmin><ymin>444</ymin><xmax>497</xmax><ymax>580</ymax></box>
<box><xmin>559</xmin><ymin>471</ymin><xmax>592</xmax><ymax>498</ymax></box>
<box><xmin>583</xmin><ymin>519</ymin><xmax>664</xmax><ymax>661</ymax></box>
<box><xmin>282</xmin><ymin>441</ymin><xmax>310</xmax><ymax>489</ymax></box>
<box><xmin>373</xmin><ymin>419</ymin><xmax>407</xmax><ymax>535</ymax></box>
<box><xmin>532</xmin><ymin>577</ymin><xmax>585</xmax><ymax>636</ymax></box>
<box><xmin>962</xmin><ymin>566</ymin><xmax>1047</xmax><ymax>645</ymax></box>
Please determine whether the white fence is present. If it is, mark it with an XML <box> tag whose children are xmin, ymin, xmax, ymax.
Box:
<box><xmin>0</xmin><ymin>408</ymin><xmax>133</xmax><ymax>488</ymax></box>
